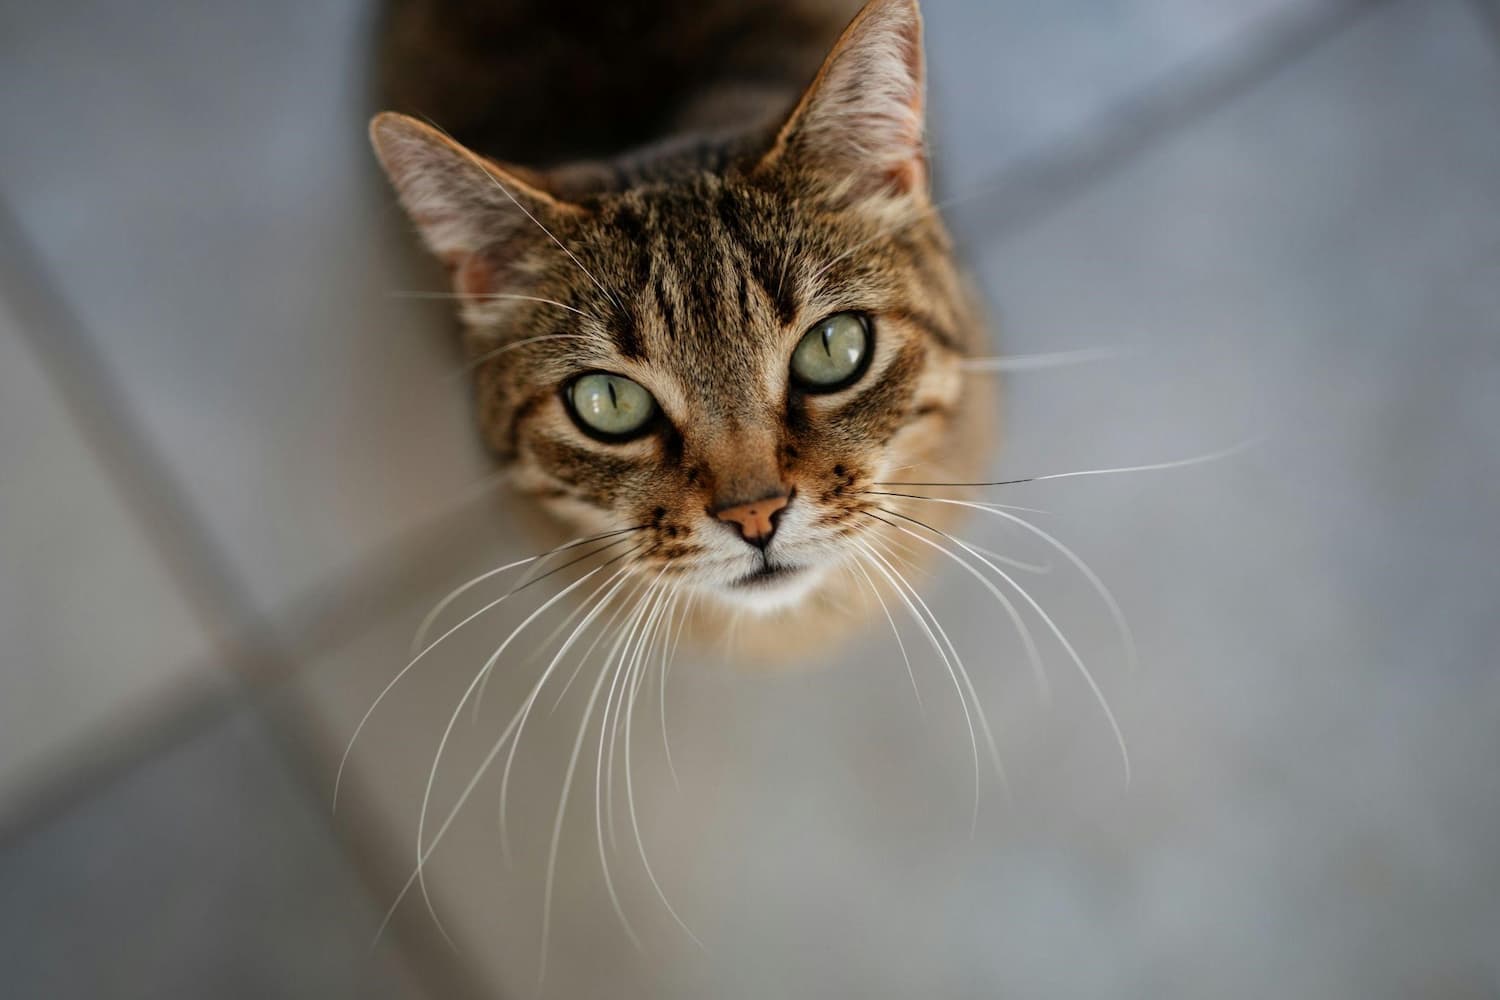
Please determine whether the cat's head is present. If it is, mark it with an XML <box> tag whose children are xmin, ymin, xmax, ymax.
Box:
<box><xmin>372</xmin><ymin>0</ymin><xmax>986</xmax><ymax>616</ymax></box>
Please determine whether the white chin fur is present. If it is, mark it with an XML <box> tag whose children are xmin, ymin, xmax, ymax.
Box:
<box><xmin>706</xmin><ymin>565</ymin><xmax>827</xmax><ymax>615</ymax></box>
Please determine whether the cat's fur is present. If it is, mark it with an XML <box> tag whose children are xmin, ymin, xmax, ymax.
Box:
<box><xmin>372</xmin><ymin>0</ymin><xmax>993</xmax><ymax>658</ymax></box>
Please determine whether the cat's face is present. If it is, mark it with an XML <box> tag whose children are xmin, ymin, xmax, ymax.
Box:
<box><xmin>373</xmin><ymin>0</ymin><xmax>984</xmax><ymax>616</ymax></box>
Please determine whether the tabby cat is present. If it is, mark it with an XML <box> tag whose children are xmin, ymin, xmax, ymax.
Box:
<box><xmin>372</xmin><ymin>0</ymin><xmax>994</xmax><ymax>658</ymax></box>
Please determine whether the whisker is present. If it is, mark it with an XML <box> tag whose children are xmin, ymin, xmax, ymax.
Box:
<box><xmin>874</xmin><ymin>437</ymin><xmax>1262</xmax><ymax>488</ymax></box>
<box><xmin>605</xmin><ymin>579</ymin><xmax>670</xmax><ymax>855</ymax></box>
<box><xmin>411</xmin><ymin>525</ymin><xmax>644</xmax><ymax>656</ymax></box>
<box><xmin>622</xmin><ymin>584</ymin><xmax>706</xmax><ymax>949</ymax></box>
<box><xmin>496</xmin><ymin>565</ymin><xmax>642</xmax><ymax>864</ymax></box>
<box><xmin>369</xmin><ymin>551</ymin><xmax>643</xmax><ymax>956</ymax></box>
<box><xmin>413</xmin><ymin>553</ymin><xmax>642</xmax><ymax>946</ymax></box>
<box><xmin>389</xmin><ymin>289</ymin><xmax>603</xmax><ymax>322</ymax></box>
<box><xmin>659</xmin><ymin>591</ymin><xmax>697</xmax><ymax>790</ymax></box>
<box><xmin>465</xmin><ymin>533</ymin><xmax>648</xmax><ymax>714</ymax></box>
<box><xmin>863</xmin><ymin>491</ymin><xmax>1050</xmax><ymax>516</ymax></box>
<box><xmin>438</xmin><ymin>124</ymin><xmax>630</xmax><ymax>321</ymax></box>
<box><xmin>458</xmin><ymin>334</ymin><xmax>597</xmax><ymax>376</ymax></box>
<box><xmin>865</xmin><ymin>533</ymin><xmax>1009</xmax><ymax>800</ymax></box>
<box><xmin>872</xmin><ymin>507</ymin><xmax>1130</xmax><ymax>785</ymax></box>
<box><xmin>961</xmin><ymin>540</ymin><xmax>1051</xmax><ymax>575</ymax></box>
<box><xmin>959</xmin><ymin>348</ymin><xmax>1122</xmax><ymax>373</ymax></box>
<box><xmin>546</xmin><ymin>573</ymin><xmax>653</xmax><ymax>715</ymax></box>
<box><xmin>589</xmin><ymin>578</ymin><xmax>662</xmax><ymax>963</ymax></box>
<box><xmin>539</xmin><ymin>582</ymin><xmax>651</xmax><ymax>986</ymax></box>
<box><xmin>868</xmin><ymin>505</ymin><xmax>1049</xmax><ymax>703</ymax></box>
<box><xmin>857</xmin><ymin>538</ymin><xmax>986</xmax><ymax>834</ymax></box>
<box><xmin>849</xmin><ymin>554</ymin><xmax>924</xmax><ymax>716</ymax></box>
<box><xmin>338</xmin><ymin>529</ymin><xmax>639</xmax><ymax>812</ymax></box>
<box><xmin>877</xmin><ymin>494</ymin><xmax>1137</xmax><ymax>675</ymax></box>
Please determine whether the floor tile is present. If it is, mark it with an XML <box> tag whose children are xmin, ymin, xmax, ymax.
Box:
<box><xmin>0</xmin><ymin>298</ymin><xmax>220</xmax><ymax>813</ymax></box>
<box><xmin>0</xmin><ymin>704</ymin><xmax>433</xmax><ymax>1000</ymax></box>
<box><xmin>0</xmin><ymin>0</ymin><xmax>492</xmax><ymax>618</ymax></box>
<box><xmin>925</xmin><ymin>0</ymin><xmax>1301</xmax><ymax>193</ymax></box>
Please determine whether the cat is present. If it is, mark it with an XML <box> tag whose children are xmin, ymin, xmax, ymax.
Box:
<box><xmin>371</xmin><ymin>0</ymin><xmax>996</xmax><ymax>660</ymax></box>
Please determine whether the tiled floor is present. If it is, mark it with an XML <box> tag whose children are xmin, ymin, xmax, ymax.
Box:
<box><xmin>3</xmin><ymin>1</ymin><xmax>1498</xmax><ymax>998</ymax></box>
<box><xmin>0</xmin><ymin>294</ymin><xmax>220</xmax><ymax>813</ymax></box>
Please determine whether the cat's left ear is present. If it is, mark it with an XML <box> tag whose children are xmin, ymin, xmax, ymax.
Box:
<box><xmin>369</xmin><ymin>112</ymin><xmax>583</xmax><ymax>298</ymax></box>
<box><xmin>758</xmin><ymin>0</ymin><xmax>928</xmax><ymax>204</ymax></box>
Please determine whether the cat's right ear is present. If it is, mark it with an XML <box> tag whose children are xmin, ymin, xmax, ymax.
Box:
<box><xmin>369</xmin><ymin>112</ymin><xmax>580</xmax><ymax>297</ymax></box>
<box><xmin>755</xmin><ymin>0</ymin><xmax>929</xmax><ymax>206</ymax></box>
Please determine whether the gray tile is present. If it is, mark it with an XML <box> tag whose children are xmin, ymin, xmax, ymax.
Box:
<box><xmin>295</xmin><ymin>1</ymin><xmax>1500</xmax><ymax>998</ymax></box>
<box><xmin>0</xmin><ymin>704</ymin><xmax>432</xmax><ymax>1000</ymax></box>
<box><xmin>0</xmin><ymin>0</ymin><xmax>492</xmax><ymax>618</ymax></box>
<box><xmin>924</xmin><ymin>0</ymin><xmax>1300</xmax><ymax>193</ymax></box>
<box><xmin>0</xmin><ymin>298</ymin><xmax>220</xmax><ymax>811</ymax></box>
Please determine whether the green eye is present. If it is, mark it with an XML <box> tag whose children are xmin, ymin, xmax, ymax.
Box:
<box><xmin>790</xmin><ymin>312</ymin><xmax>870</xmax><ymax>390</ymax></box>
<box><xmin>568</xmin><ymin>373</ymin><xmax>657</xmax><ymax>438</ymax></box>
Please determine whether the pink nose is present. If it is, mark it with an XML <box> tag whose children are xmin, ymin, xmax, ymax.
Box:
<box><xmin>714</xmin><ymin>493</ymin><xmax>790</xmax><ymax>548</ymax></box>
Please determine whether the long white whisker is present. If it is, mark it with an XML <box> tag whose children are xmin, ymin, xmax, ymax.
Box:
<box><xmin>964</xmin><ymin>541</ymin><xmax>1052</xmax><ymax>575</ymax></box>
<box><xmin>621</xmin><ymin>585</ymin><xmax>706</xmax><ymax>948</ymax></box>
<box><xmin>538</xmin><ymin>589</ymin><xmax>648</xmax><ymax>986</ymax></box>
<box><xmin>468</xmin><ymin>534</ymin><xmax>642</xmax><ymax>716</ymax></box>
<box><xmin>546</xmin><ymin>573</ymin><xmax>652</xmax><ymax>716</ymax></box>
<box><xmin>366</xmin><ymin>561</ymin><xmax>643</xmax><ymax>955</ymax></box>
<box><xmin>863</xmin><ymin>491</ymin><xmax>1050</xmax><ymax>516</ymax></box>
<box><xmin>871</xmin><ymin>504</ymin><xmax>1050</xmax><ymax>704</ymax></box>
<box><xmin>410</xmin><ymin>527</ymin><xmax>639</xmax><ymax>656</ymax></box>
<box><xmin>587</xmin><ymin>581</ymin><xmax>660</xmax><ymax>963</ymax></box>
<box><xmin>857</xmin><ymin>539</ymin><xmax>984</xmax><ymax>834</ymax></box>
<box><xmin>850</xmin><ymin>554</ymin><xmax>924</xmax><ymax>716</ymax></box>
<box><xmin>659</xmin><ymin>590</ymin><xmax>697</xmax><ymax>790</ymax></box>
<box><xmin>339</xmin><ymin>534</ymin><xmax>630</xmax><ymax>812</ymax></box>
<box><xmin>496</xmin><ymin>567</ymin><xmax>639</xmax><ymax>864</ymax></box>
<box><xmin>865</xmin><ymin>534</ymin><xmax>1008</xmax><ymax>799</ymax></box>
<box><xmin>648</xmin><ymin>591</ymin><xmax>680</xmax><ymax>783</ymax></box>
<box><xmin>877</xmin><ymin>508</ymin><xmax>1130</xmax><ymax>785</ymax></box>
<box><xmin>413</xmin><ymin>556</ymin><xmax>638</xmax><ymax>944</ymax></box>
<box><xmin>959</xmin><ymin>348</ymin><xmax>1122</xmax><ymax>373</ymax></box>
<box><xmin>389</xmin><ymin>289</ymin><xmax>600</xmax><ymax>321</ymax></box>
<box><xmin>455</xmin><ymin>140</ymin><xmax>629</xmax><ymax>319</ymax></box>
<box><xmin>607</xmin><ymin>580</ymin><xmax>669</xmax><ymax>855</ymax></box>
<box><xmin>459</xmin><ymin>334</ymin><xmax>597</xmax><ymax>375</ymax></box>
<box><xmin>876</xmin><ymin>437</ymin><xmax>1263</xmax><ymax>488</ymax></box>
<box><xmin>880</xmin><ymin>494</ymin><xmax>1137</xmax><ymax>675</ymax></box>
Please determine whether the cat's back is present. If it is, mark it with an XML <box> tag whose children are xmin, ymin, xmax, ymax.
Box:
<box><xmin>379</xmin><ymin>0</ymin><xmax>862</xmax><ymax>168</ymax></box>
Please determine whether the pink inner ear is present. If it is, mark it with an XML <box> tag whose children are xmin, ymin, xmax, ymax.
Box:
<box><xmin>456</xmin><ymin>251</ymin><xmax>497</xmax><ymax>298</ymax></box>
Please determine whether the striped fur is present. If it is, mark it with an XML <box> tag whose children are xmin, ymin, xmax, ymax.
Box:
<box><xmin>372</xmin><ymin>0</ymin><xmax>994</xmax><ymax>653</ymax></box>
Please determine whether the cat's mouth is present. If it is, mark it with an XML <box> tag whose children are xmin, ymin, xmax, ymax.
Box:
<box><xmin>733</xmin><ymin>563</ymin><xmax>806</xmax><ymax>589</ymax></box>
<box><xmin>717</xmin><ymin>560</ymin><xmax>821</xmax><ymax>614</ymax></box>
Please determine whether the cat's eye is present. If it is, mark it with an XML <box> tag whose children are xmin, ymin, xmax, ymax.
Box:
<box><xmin>567</xmin><ymin>372</ymin><xmax>657</xmax><ymax>439</ymax></box>
<box><xmin>790</xmin><ymin>312</ymin><xmax>871</xmax><ymax>391</ymax></box>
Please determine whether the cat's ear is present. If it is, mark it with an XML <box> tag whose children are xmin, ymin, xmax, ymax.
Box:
<box><xmin>369</xmin><ymin>112</ymin><xmax>580</xmax><ymax>297</ymax></box>
<box><xmin>759</xmin><ymin>0</ymin><xmax>928</xmax><ymax>203</ymax></box>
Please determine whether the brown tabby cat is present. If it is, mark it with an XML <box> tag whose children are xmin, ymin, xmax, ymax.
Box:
<box><xmin>372</xmin><ymin>0</ymin><xmax>994</xmax><ymax>658</ymax></box>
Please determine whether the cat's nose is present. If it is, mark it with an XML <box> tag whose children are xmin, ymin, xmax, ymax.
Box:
<box><xmin>713</xmin><ymin>492</ymin><xmax>791</xmax><ymax>549</ymax></box>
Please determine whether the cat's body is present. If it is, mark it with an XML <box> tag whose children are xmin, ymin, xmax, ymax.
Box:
<box><xmin>380</xmin><ymin>0</ymin><xmax>864</xmax><ymax>169</ymax></box>
<box><xmin>373</xmin><ymin>0</ymin><xmax>994</xmax><ymax>659</ymax></box>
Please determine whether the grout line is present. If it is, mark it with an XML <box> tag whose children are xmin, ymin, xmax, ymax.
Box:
<box><xmin>945</xmin><ymin>0</ymin><xmax>1393</xmax><ymax>250</ymax></box>
<box><xmin>0</xmin><ymin>675</ymin><xmax>237</xmax><ymax>848</ymax></box>
<box><xmin>0</xmin><ymin>199</ymin><xmax>492</xmax><ymax>1000</ymax></box>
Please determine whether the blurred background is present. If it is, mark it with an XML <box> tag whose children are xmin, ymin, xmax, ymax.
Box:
<box><xmin>2</xmin><ymin>0</ymin><xmax>1498</xmax><ymax>997</ymax></box>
